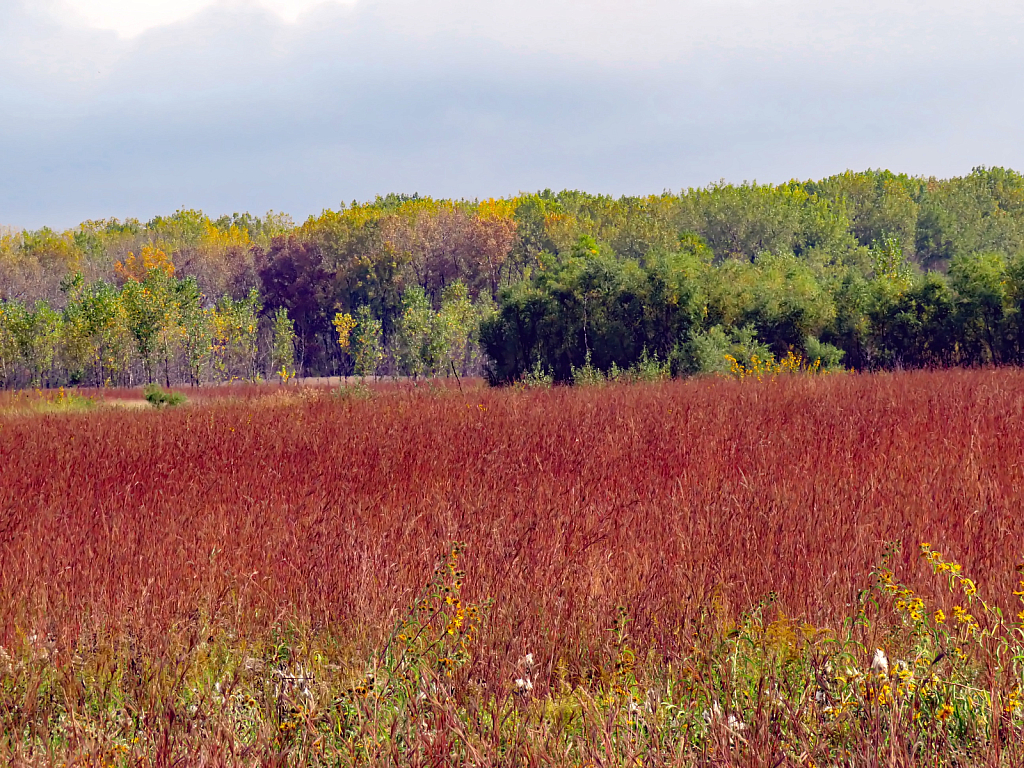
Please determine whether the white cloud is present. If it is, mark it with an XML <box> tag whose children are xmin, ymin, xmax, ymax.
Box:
<box><xmin>52</xmin><ymin>0</ymin><xmax>348</xmax><ymax>37</ymax></box>
<box><xmin>1</xmin><ymin>0</ymin><xmax>1022</xmax><ymax>227</ymax></box>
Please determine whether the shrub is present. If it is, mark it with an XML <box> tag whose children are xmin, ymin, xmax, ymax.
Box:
<box><xmin>143</xmin><ymin>383</ymin><xmax>187</xmax><ymax>407</ymax></box>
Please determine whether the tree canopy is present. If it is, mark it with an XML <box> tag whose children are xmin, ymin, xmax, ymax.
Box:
<box><xmin>4</xmin><ymin>167</ymin><xmax>1024</xmax><ymax>387</ymax></box>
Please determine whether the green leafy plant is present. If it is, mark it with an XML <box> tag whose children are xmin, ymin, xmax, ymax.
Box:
<box><xmin>519</xmin><ymin>358</ymin><xmax>553</xmax><ymax>388</ymax></box>
<box><xmin>143</xmin><ymin>383</ymin><xmax>187</xmax><ymax>408</ymax></box>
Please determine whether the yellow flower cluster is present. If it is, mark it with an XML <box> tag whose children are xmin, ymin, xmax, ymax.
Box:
<box><xmin>1004</xmin><ymin>688</ymin><xmax>1022</xmax><ymax>716</ymax></box>
<box><xmin>951</xmin><ymin>605</ymin><xmax>979</xmax><ymax>634</ymax></box>
<box><xmin>724</xmin><ymin>350</ymin><xmax>823</xmax><ymax>381</ymax></box>
<box><xmin>894</xmin><ymin>596</ymin><xmax>926</xmax><ymax>623</ymax></box>
<box><xmin>876</xmin><ymin>568</ymin><xmax>929</xmax><ymax>627</ymax></box>
<box><xmin>920</xmin><ymin>544</ymin><xmax>989</xmax><ymax>635</ymax></box>
<box><xmin>386</xmin><ymin>543</ymin><xmax>483</xmax><ymax>683</ymax></box>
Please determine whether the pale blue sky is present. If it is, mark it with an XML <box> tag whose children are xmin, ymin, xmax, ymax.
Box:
<box><xmin>2</xmin><ymin>0</ymin><xmax>1022</xmax><ymax>229</ymax></box>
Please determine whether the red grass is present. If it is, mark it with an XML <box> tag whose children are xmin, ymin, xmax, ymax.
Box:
<box><xmin>2</xmin><ymin>370</ymin><xmax>1023</xmax><ymax>681</ymax></box>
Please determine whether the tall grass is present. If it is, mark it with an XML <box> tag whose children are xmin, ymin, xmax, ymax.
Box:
<box><xmin>0</xmin><ymin>370</ymin><xmax>1022</xmax><ymax>765</ymax></box>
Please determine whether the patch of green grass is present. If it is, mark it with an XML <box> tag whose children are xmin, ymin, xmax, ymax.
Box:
<box><xmin>0</xmin><ymin>387</ymin><xmax>97</xmax><ymax>414</ymax></box>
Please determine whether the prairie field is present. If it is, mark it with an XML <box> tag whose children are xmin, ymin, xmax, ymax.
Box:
<box><xmin>1</xmin><ymin>370</ymin><xmax>1024</xmax><ymax>766</ymax></box>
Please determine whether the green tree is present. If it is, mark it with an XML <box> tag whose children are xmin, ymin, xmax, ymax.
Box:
<box><xmin>211</xmin><ymin>289</ymin><xmax>262</xmax><ymax>381</ymax></box>
<box><xmin>270</xmin><ymin>306</ymin><xmax>297</xmax><ymax>381</ymax></box>
<box><xmin>9</xmin><ymin>301</ymin><xmax>62</xmax><ymax>387</ymax></box>
<box><xmin>672</xmin><ymin>181</ymin><xmax>855</xmax><ymax>266</ymax></box>
<box><xmin>805</xmin><ymin>170</ymin><xmax>921</xmax><ymax>261</ymax></box>
<box><xmin>431</xmin><ymin>281</ymin><xmax>475</xmax><ymax>376</ymax></box>
<box><xmin>395</xmin><ymin>285</ymin><xmax>434</xmax><ymax>378</ymax></box>
<box><xmin>948</xmin><ymin>252</ymin><xmax>1010</xmax><ymax>365</ymax></box>
<box><xmin>868</xmin><ymin>273</ymin><xmax>957</xmax><ymax>368</ymax></box>
<box><xmin>120</xmin><ymin>280</ymin><xmax>165</xmax><ymax>384</ymax></box>
<box><xmin>58</xmin><ymin>274</ymin><xmax>97</xmax><ymax>384</ymax></box>
<box><xmin>352</xmin><ymin>304</ymin><xmax>383</xmax><ymax>378</ymax></box>
<box><xmin>178</xmin><ymin>277</ymin><xmax>212</xmax><ymax>386</ymax></box>
<box><xmin>0</xmin><ymin>301</ymin><xmax>22</xmax><ymax>385</ymax></box>
<box><xmin>704</xmin><ymin>251</ymin><xmax>835</xmax><ymax>358</ymax></box>
<box><xmin>117</xmin><ymin>249</ymin><xmax>180</xmax><ymax>384</ymax></box>
<box><xmin>87</xmin><ymin>282</ymin><xmax>134</xmax><ymax>387</ymax></box>
<box><xmin>916</xmin><ymin>167</ymin><xmax>1024</xmax><ymax>269</ymax></box>
<box><xmin>480</xmin><ymin>236</ymin><xmax>703</xmax><ymax>383</ymax></box>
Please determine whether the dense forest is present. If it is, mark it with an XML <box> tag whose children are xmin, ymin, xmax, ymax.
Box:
<box><xmin>3</xmin><ymin>166</ymin><xmax>1024</xmax><ymax>388</ymax></box>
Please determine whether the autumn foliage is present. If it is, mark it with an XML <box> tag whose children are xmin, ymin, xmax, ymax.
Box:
<box><xmin>3</xmin><ymin>369</ymin><xmax>1022</xmax><ymax>644</ymax></box>
<box><xmin>1</xmin><ymin>370</ymin><xmax>1024</xmax><ymax>763</ymax></box>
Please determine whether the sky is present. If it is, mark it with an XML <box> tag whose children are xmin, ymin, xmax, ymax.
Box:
<box><xmin>1</xmin><ymin>0</ymin><xmax>1022</xmax><ymax>229</ymax></box>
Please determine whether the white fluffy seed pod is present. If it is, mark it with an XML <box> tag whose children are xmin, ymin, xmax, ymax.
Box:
<box><xmin>871</xmin><ymin>648</ymin><xmax>889</xmax><ymax>676</ymax></box>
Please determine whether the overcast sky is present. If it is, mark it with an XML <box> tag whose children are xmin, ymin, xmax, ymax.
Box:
<box><xmin>1</xmin><ymin>0</ymin><xmax>1022</xmax><ymax>229</ymax></box>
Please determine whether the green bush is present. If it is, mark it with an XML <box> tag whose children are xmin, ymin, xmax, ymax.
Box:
<box><xmin>520</xmin><ymin>359</ymin><xmax>553</xmax><ymax>388</ymax></box>
<box><xmin>143</xmin><ymin>384</ymin><xmax>187</xmax><ymax>408</ymax></box>
<box><xmin>804</xmin><ymin>335</ymin><xmax>846</xmax><ymax>371</ymax></box>
<box><xmin>672</xmin><ymin>325</ymin><xmax>774</xmax><ymax>376</ymax></box>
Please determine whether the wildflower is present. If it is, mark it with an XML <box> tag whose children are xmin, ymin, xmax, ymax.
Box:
<box><xmin>1004</xmin><ymin>691</ymin><xmax>1021</xmax><ymax>714</ymax></box>
<box><xmin>877</xmin><ymin>683</ymin><xmax>892</xmax><ymax>706</ymax></box>
<box><xmin>936</xmin><ymin>703</ymin><xmax>954</xmax><ymax>722</ymax></box>
<box><xmin>514</xmin><ymin>677</ymin><xmax>533</xmax><ymax>693</ymax></box>
<box><xmin>955</xmin><ymin>608</ymin><xmax>977</xmax><ymax>626</ymax></box>
<box><xmin>962</xmin><ymin>579</ymin><xmax>978</xmax><ymax>597</ymax></box>
<box><xmin>934</xmin><ymin>609</ymin><xmax>946</xmax><ymax>623</ymax></box>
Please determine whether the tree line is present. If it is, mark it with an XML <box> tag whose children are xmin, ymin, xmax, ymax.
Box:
<box><xmin>2</xmin><ymin>167</ymin><xmax>1024</xmax><ymax>388</ymax></box>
